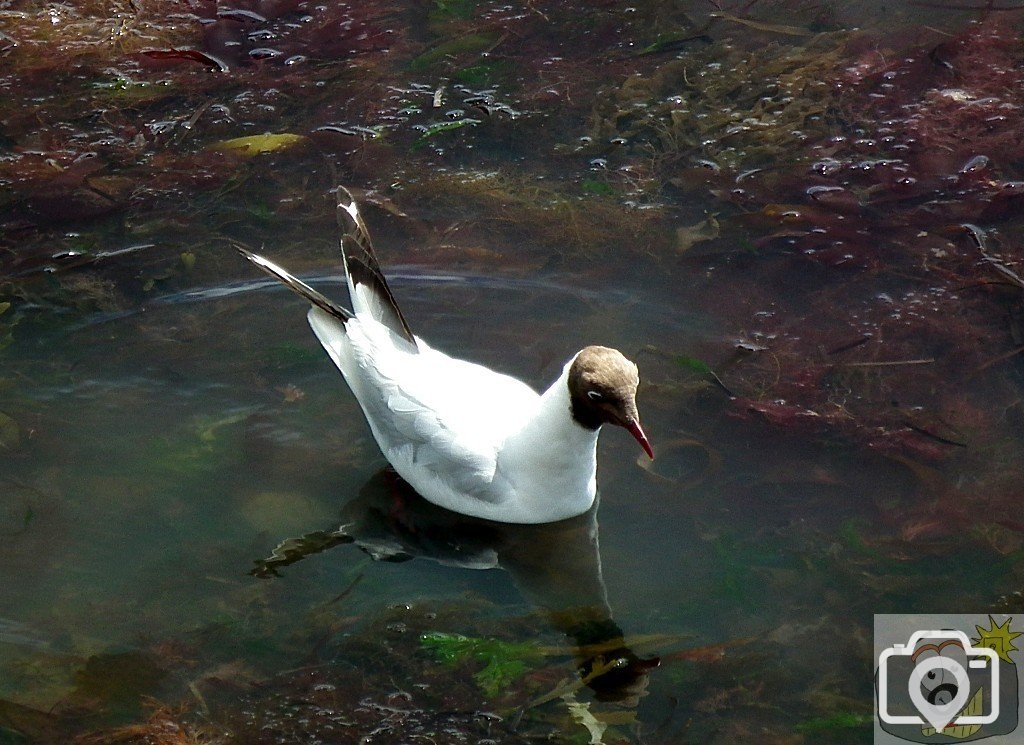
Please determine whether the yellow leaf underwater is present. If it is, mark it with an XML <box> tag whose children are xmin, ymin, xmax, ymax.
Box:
<box><xmin>209</xmin><ymin>133</ymin><xmax>309</xmax><ymax>156</ymax></box>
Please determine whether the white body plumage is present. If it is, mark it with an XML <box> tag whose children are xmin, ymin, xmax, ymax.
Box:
<box><xmin>308</xmin><ymin>309</ymin><xmax>599</xmax><ymax>523</ymax></box>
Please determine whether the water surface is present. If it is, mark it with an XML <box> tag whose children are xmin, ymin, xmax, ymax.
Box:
<box><xmin>3</xmin><ymin>0</ymin><xmax>1024</xmax><ymax>742</ymax></box>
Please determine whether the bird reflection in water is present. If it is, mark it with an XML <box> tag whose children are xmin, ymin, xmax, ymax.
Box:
<box><xmin>253</xmin><ymin>469</ymin><xmax>659</xmax><ymax>709</ymax></box>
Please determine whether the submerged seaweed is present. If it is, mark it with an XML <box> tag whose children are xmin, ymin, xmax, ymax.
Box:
<box><xmin>590</xmin><ymin>31</ymin><xmax>848</xmax><ymax>172</ymax></box>
<box><xmin>420</xmin><ymin>631</ymin><xmax>542</xmax><ymax>698</ymax></box>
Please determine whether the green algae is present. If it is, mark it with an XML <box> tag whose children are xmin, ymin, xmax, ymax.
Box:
<box><xmin>421</xmin><ymin>631</ymin><xmax>543</xmax><ymax>698</ymax></box>
<box><xmin>409</xmin><ymin>33</ymin><xmax>500</xmax><ymax>72</ymax></box>
<box><xmin>795</xmin><ymin>710</ymin><xmax>872</xmax><ymax>732</ymax></box>
<box><xmin>415</xmin><ymin>118</ymin><xmax>481</xmax><ymax>143</ymax></box>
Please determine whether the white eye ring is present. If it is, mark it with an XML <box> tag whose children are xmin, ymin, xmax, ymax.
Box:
<box><xmin>587</xmin><ymin>391</ymin><xmax>603</xmax><ymax>401</ymax></box>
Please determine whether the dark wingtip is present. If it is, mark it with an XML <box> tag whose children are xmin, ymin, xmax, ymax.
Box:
<box><xmin>336</xmin><ymin>184</ymin><xmax>357</xmax><ymax>213</ymax></box>
<box><xmin>235</xmin><ymin>242</ymin><xmax>353</xmax><ymax>323</ymax></box>
<box><xmin>333</xmin><ymin>184</ymin><xmax>418</xmax><ymax>346</ymax></box>
<box><xmin>234</xmin><ymin>243</ymin><xmax>260</xmax><ymax>263</ymax></box>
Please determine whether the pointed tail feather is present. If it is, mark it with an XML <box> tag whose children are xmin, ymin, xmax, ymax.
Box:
<box><xmin>336</xmin><ymin>186</ymin><xmax>417</xmax><ymax>346</ymax></box>
<box><xmin>236</xmin><ymin>245</ymin><xmax>353</xmax><ymax>323</ymax></box>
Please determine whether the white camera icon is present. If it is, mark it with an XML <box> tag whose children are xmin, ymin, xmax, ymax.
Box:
<box><xmin>878</xmin><ymin>629</ymin><xmax>1001</xmax><ymax>728</ymax></box>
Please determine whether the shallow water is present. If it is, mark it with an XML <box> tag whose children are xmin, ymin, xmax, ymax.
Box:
<box><xmin>4</xmin><ymin>0</ymin><xmax>1024</xmax><ymax>742</ymax></box>
<box><xmin>2</xmin><ymin>260</ymin><xmax>1013</xmax><ymax>741</ymax></box>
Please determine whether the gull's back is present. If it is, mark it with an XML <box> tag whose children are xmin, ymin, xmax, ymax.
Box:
<box><xmin>308</xmin><ymin>307</ymin><xmax>540</xmax><ymax>508</ymax></box>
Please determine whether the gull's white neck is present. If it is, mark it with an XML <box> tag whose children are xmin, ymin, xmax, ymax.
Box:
<box><xmin>497</xmin><ymin>361</ymin><xmax>600</xmax><ymax>522</ymax></box>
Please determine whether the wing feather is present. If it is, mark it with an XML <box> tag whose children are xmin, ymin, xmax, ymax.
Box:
<box><xmin>345</xmin><ymin>329</ymin><xmax>536</xmax><ymax>503</ymax></box>
<box><xmin>336</xmin><ymin>187</ymin><xmax>417</xmax><ymax>346</ymax></box>
<box><xmin>237</xmin><ymin>246</ymin><xmax>352</xmax><ymax>322</ymax></box>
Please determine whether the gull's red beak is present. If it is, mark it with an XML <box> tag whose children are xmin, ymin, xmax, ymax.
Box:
<box><xmin>625</xmin><ymin>418</ymin><xmax>654</xmax><ymax>460</ymax></box>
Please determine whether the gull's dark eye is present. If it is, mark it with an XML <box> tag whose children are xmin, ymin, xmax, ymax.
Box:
<box><xmin>587</xmin><ymin>390</ymin><xmax>603</xmax><ymax>401</ymax></box>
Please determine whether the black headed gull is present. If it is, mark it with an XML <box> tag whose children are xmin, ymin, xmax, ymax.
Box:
<box><xmin>238</xmin><ymin>187</ymin><xmax>653</xmax><ymax>524</ymax></box>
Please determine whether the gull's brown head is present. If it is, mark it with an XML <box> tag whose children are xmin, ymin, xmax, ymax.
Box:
<box><xmin>568</xmin><ymin>346</ymin><xmax>653</xmax><ymax>459</ymax></box>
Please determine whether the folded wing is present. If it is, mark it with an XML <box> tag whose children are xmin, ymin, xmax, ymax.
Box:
<box><xmin>312</xmin><ymin>309</ymin><xmax>537</xmax><ymax>504</ymax></box>
<box><xmin>336</xmin><ymin>187</ymin><xmax>417</xmax><ymax>347</ymax></box>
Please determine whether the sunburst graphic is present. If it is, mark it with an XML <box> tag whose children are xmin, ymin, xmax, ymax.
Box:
<box><xmin>973</xmin><ymin>615</ymin><xmax>1022</xmax><ymax>664</ymax></box>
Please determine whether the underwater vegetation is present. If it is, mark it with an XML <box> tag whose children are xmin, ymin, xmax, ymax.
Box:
<box><xmin>592</xmin><ymin>14</ymin><xmax>1024</xmax><ymax>537</ymax></box>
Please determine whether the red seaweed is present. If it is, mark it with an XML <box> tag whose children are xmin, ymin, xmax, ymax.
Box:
<box><xmin>140</xmin><ymin>48</ymin><xmax>231</xmax><ymax>72</ymax></box>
